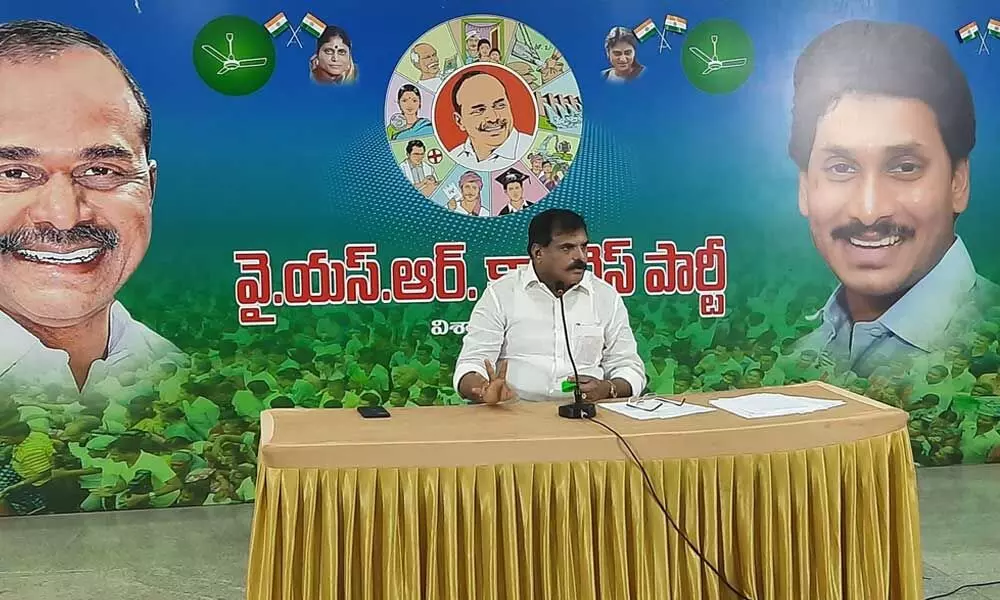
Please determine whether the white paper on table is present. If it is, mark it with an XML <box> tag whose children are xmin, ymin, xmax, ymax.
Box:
<box><xmin>602</xmin><ymin>401</ymin><xmax>716</xmax><ymax>420</ymax></box>
<box><xmin>709</xmin><ymin>393</ymin><xmax>845</xmax><ymax>419</ymax></box>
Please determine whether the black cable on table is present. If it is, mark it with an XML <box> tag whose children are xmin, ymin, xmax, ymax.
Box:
<box><xmin>587</xmin><ymin>416</ymin><xmax>754</xmax><ymax>600</ymax></box>
<box><xmin>925</xmin><ymin>579</ymin><xmax>1000</xmax><ymax>599</ymax></box>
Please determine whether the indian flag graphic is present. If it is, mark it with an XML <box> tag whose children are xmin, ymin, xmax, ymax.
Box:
<box><xmin>264</xmin><ymin>13</ymin><xmax>289</xmax><ymax>37</ymax></box>
<box><xmin>301</xmin><ymin>13</ymin><xmax>327</xmax><ymax>38</ymax></box>
<box><xmin>664</xmin><ymin>14</ymin><xmax>688</xmax><ymax>34</ymax></box>
<box><xmin>957</xmin><ymin>21</ymin><xmax>979</xmax><ymax>43</ymax></box>
<box><xmin>988</xmin><ymin>18</ymin><xmax>1000</xmax><ymax>38</ymax></box>
<box><xmin>634</xmin><ymin>18</ymin><xmax>658</xmax><ymax>43</ymax></box>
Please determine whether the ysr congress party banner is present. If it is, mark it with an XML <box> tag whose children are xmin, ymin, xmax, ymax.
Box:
<box><xmin>1</xmin><ymin>0</ymin><xmax>999</xmax><ymax>516</ymax></box>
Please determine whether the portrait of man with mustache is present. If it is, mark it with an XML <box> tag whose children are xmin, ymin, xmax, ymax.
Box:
<box><xmin>447</xmin><ymin>69</ymin><xmax>534</xmax><ymax>172</ymax></box>
<box><xmin>0</xmin><ymin>20</ymin><xmax>183</xmax><ymax>394</ymax></box>
<box><xmin>789</xmin><ymin>20</ymin><xmax>1000</xmax><ymax>378</ymax></box>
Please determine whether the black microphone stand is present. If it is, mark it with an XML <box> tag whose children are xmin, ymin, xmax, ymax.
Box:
<box><xmin>555</xmin><ymin>284</ymin><xmax>596</xmax><ymax>419</ymax></box>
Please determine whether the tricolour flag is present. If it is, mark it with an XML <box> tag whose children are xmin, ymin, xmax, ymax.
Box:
<box><xmin>301</xmin><ymin>13</ymin><xmax>327</xmax><ymax>38</ymax></box>
<box><xmin>988</xmin><ymin>18</ymin><xmax>1000</xmax><ymax>38</ymax></box>
<box><xmin>264</xmin><ymin>13</ymin><xmax>289</xmax><ymax>37</ymax></box>
<box><xmin>664</xmin><ymin>14</ymin><xmax>688</xmax><ymax>34</ymax></box>
<box><xmin>634</xmin><ymin>18</ymin><xmax>658</xmax><ymax>42</ymax></box>
<box><xmin>957</xmin><ymin>21</ymin><xmax>979</xmax><ymax>43</ymax></box>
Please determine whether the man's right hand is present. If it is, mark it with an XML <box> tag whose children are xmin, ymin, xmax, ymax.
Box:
<box><xmin>471</xmin><ymin>359</ymin><xmax>515</xmax><ymax>405</ymax></box>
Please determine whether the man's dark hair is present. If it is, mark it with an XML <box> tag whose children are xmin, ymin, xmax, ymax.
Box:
<box><xmin>110</xmin><ymin>434</ymin><xmax>142</xmax><ymax>454</ymax></box>
<box><xmin>451</xmin><ymin>69</ymin><xmax>492</xmax><ymax>113</ymax></box>
<box><xmin>527</xmin><ymin>209</ymin><xmax>587</xmax><ymax>255</ymax></box>
<box><xmin>405</xmin><ymin>139</ymin><xmax>425</xmax><ymax>155</ymax></box>
<box><xmin>788</xmin><ymin>20</ymin><xmax>974</xmax><ymax>171</ymax></box>
<box><xmin>0</xmin><ymin>20</ymin><xmax>152</xmax><ymax>156</ymax></box>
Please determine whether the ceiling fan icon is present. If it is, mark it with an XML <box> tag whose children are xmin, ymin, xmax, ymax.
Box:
<box><xmin>689</xmin><ymin>34</ymin><xmax>748</xmax><ymax>75</ymax></box>
<box><xmin>201</xmin><ymin>32</ymin><xmax>268</xmax><ymax>76</ymax></box>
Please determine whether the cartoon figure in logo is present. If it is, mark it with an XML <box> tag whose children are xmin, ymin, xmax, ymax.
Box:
<box><xmin>447</xmin><ymin>69</ymin><xmax>534</xmax><ymax>171</ymax></box>
<box><xmin>410</xmin><ymin>42</ymin><xmax>442</xmax><ymax>91</ymax></box>
<box><xmin>387</xmin><ymin>84</ymin><xmax>433</xmax><ymax>141</ymax></box>
<box><xmin>447</xmin><ymin>171</ymin><xmax>488</xmax><ymax>216</ymax></box>
<box><xmin>398</xmin><ymin>140</ymin><xmax>439</xmax><ymax>197</ymax></box>
<box><xmin>495</xmin><ymin>167</ymin><xmax>533</xmax><ymax>215</ymax></box>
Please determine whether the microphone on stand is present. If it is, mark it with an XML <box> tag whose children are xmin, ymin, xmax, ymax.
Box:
<box><xmin>554</xmin><ymin>280</ymin><xmax>597</xmax><ymax>419</ymax></box>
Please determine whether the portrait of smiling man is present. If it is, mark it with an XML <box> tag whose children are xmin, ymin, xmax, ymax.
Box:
<box><xmin>789</xmin><ymin>20</ymin><xmax>1000</xmax><ymax>378</ymax></box>
<box><xmin>447</xmin><ymin>68</ymin><xmax>534</xmax><ymax>172</ymax></box>
<box><xmin>0</xmin><ymin>20</ymin><xmax>182</xmax><ymax>393</ymax></box>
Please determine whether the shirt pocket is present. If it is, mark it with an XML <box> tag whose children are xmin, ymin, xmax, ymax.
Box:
<box><xmin>573</xmin><ymin>323</ymin><xmax>605</xmax><ymax>365</ymax></box>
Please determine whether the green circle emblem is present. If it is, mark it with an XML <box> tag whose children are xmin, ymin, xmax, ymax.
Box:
<box><xmin>681</xmin><ymin>19</ymin><xmax>754</xmax><ymax>94</ymax></box>
<box><xmin>193</xmin><ymin>15</ymin><xmax>276</xmax><ymax>96</ymax></box>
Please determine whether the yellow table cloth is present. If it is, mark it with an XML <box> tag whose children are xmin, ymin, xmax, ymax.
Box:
<box><xmin>247</xmin><ymin>382</ymin><xmax>921</xmax><ymax>600</ymax></box>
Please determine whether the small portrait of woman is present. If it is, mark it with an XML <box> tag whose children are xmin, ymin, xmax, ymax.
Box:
<box><xmin>601</xmin><ymin>26</ymin><xmax>644</xmax><ymax>83</ymax></box>
<box><xmin>310</xmin><ymin>25</ymin><xmax>357</xmax><ymax>84</ymax></box>
<box><xmin>386</xmin><ymin>84</ymin><xmax>433</xmax><ymax>141</ymax></box>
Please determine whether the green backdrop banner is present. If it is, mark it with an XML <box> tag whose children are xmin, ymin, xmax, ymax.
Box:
<box><xmin>1</xmin><ymin>0</ymin><xmax>999</xmax><ymax>516</ymax></box>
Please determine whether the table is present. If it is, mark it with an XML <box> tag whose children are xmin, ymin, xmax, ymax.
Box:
<box><xmin>246</xmin><ymin>382</ymin><xmax>921</xmax><ymax>600</ymax></box>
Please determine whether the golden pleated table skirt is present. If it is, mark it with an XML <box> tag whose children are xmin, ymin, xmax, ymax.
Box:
<box><xmin>247</xmin><ymin>427</ymin><xmax>920</xmax><ymax>600</ymax></box>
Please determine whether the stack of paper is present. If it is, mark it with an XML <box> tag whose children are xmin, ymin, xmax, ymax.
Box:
<box><xmin>709</xmin><ymin>393</ymin><xmax>845</xmax><ymax>419</ymax></box>
<box><xmin>602</xmin><ymin>401</ymin><xmax>716</xmax><ymax>421</ymax></box>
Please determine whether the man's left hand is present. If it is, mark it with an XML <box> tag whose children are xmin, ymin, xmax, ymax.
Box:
<box><xmin>567</xmin><ymin>375</ymin><xmax>613</xmax><ymax>402</ymax></box>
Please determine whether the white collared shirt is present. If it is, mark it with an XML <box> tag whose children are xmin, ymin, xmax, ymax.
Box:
<box><xmin>455</xmin><ymin>202</ymin><xmax>489</xmax><ymax>217</ymax></box>
<box><xmin>0</xmin><ymin>301</ymin><xmax>185</xmax><ymax>397</ymax></box>
<box><xmin>454</xmin><ymin>264</ymin><xmax>646</xmax><ymax>401</ymax></box>
<box><xmin>450</xmin><ymin>129</ymin><xmax>534</xmax><ymax>172</ymax></box>
<box><xmin>399</xmin><ymin>159</ymin><xmax>435</xmax><ymax>184</ymax></box>
<box><xmin>417</xmin><ymin>75</ymin><xmax>443</xmax><ymax>92</ymax></box>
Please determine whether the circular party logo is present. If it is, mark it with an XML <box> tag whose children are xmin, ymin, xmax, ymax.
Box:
<box><xmin>385</xmin><ymin>15</ymin><xmax>583</xmax><ymax>217</ymax></box>
<box><xmin>193</xmin><ymin>15</ymin><xmax>276</xmax><ymax>96</ymax></box>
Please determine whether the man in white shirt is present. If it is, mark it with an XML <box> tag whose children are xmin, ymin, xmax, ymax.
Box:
<box><xmin>447</xmin><ymin>69</ymin><xmax>534</xmax><ymax>172</ymax></box>
<box><xmin>398</xmin><ymin>140</ymin><xmax>438</xmax><ymax>197</ymax></box>
<box><xmin>411</xmin><ymin>43</ymin><xmax>443</xmax><ymax>92</ymax></box>
<box><xmin>454</xmin><ymin>209</ymin><xmax>646</xmax><ymax>403</ymax></box>
<box><xmin>0</xmin><ymin>20</ymin><xmax>183</xmax><ymax>394</ymax></box>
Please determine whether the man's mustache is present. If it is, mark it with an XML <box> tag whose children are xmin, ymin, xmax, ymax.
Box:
<box><xmin>568</xmin><ymin>260</ymin><xmax>587</xmax><ymax>270</ymax></box>
<box><xmin>0</xmin><ymin>224</ymin><xmax>120</xmax><ymax>254</ymax></box>
<box><xmin>831</xmin><ymin>219</ymin><xmax>915</xmax><ymax>241</ymax></box>
<box><xmin>478</xmin><ymin>118</ymin><xmax>507</xmax><ymax>132</ymax></box>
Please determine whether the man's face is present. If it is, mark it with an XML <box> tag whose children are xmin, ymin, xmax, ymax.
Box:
<box><xmin>798</xmin><ymin>94</ymin><xmax>968</xmax><ymax>299</ymax></box>
<box><xmin>972</xmin><ymin>334</ymin><xmax>990</xmax><ymax>354</ymax></box>
<box><xmin>417</xmin><ymin>348</ymin><xmax>431</xmax><ymax>363</ymax></box>
<box><xmin>797</xmin><ymin>351</ymin><xmax>816</xmax><ymax>369</ymax></box>
<box><xmin>466</xmin><ymin>36</ymin><xmax>478</xmax><ymax>55</ymax></box>
<box><xmin>542</xmin><ymin>162</ymin><xmax>552</xmax><ymax>175</ymax></box>
<box><xmin>504</xmin><ymin>182</ymin><xmax>523</xmax><ymax>203</ymax></box>
<box><xmin>944</xmin><ymin>345</ymin><xmax>963</xmax><ymax>363</ymax></box>
<box><xmin>453</xmin><ymin>74</ymin><xmax>513</xmax><ymax>150</ymax></box>
<box><xmin>0</xmin><ymin>49</ymin><xmax>155</xmax><ymax>328</ymax></box>
<box><xmin>744</xmin><ymin>370</ymin><xmax>762</xmax><ymax>387</ymax></box>
<box><xmin>926</xmin><ymin>368</ymin><xmax>946</xmax><ymax>384</ymax></box>
<box><xmin>530</xmin><ymin>156</ymin><xmax>542</xmax><ymax>171</ymax></box>
<box><xmin>408</xmin><ymin>145</ymin><xmax>425</xmax><ymax>166</ymax></box>
<box><xmin>953</xmin><ymin>357</ymin><xmax>970</xmax><ymax>373</ymax></box>
<box><xmin>759</xmin><ymin>355</ymin><xmax>775</xmax><ymax>371</ymax></box>
<box><xmin>414</xmin><ymin>44</ymin><xmax>439</xmax><ymax>76</ymax></box>
<box><xmin>461</xmin><ymin>180</ymin><xmax>480</xmax><ymax>202</ymax></box>
<box><xmin>534</xmin><ymin>228</ymin><xmax>588</xmax><ymax>287</ymax></box>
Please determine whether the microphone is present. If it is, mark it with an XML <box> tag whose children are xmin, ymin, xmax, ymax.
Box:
<box><xmin>555</xmin><ymin>280</ymin><xmax>597</xmax><ymax>419</ymax></box>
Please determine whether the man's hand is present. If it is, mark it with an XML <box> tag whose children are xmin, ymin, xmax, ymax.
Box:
<box><xmin>567</xmin><ymin>375</ymin><xmax>613</xmax><ymax>402</ymax></box>
<box><xmin>471</xmin><ymin>359</ymin><xmax>515</xmax><ymax>405</ymax></box>
<box><xmin>122</xmin><ymin>494</ymin><xmax>149</xmax><ymax>509</ymax></box>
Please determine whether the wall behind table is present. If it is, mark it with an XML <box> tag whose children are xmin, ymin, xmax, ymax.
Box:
<box><xmin>1</xmin><ymin>0</ymin><xmax>999</xmax><ymax>517</ymax></box>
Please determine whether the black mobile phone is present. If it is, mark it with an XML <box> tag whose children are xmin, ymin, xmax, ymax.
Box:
<box><xmin>357</xmin><ymin>406</ymin><xmax>390</xmax><ymax>419</ymax></box>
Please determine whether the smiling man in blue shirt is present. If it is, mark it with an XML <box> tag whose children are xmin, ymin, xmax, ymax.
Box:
<box><xmin>788</xmin><ymin>20</ymin><xmax>1000</xmax><ymax>378</ymax></box>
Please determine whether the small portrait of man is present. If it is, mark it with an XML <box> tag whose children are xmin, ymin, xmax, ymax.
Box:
<box><xmin>447</xmin><ymin>171</ymin><xmax>488</xmax><ymax>217</ymax></box>
<box><xmin>788</xmin><ymin>20</ymin><xmax>999</xmax><ymax>378</ymax></box>
<box><xmin>495</xmin><ymin>167</ymin><xmax>533</xmax><ymax>215</ymax></box>
<box><xmin>445</xmin><ymin>68</ymin><xmax>534</xmax><ymax>172</ymax></box>
<box><xmin>398</xmin><ymin>139</ymin><xmax>438</xmax><ymax>197</ymax></box>
<box><xmin>410</xmin><ymin>42</ymin><xmax>442</xmax><ymax>92</ymax></box>
<box><xmin>0</xmin><ymin>20</ymin><xmax>183</xmax><ymax>394</ymax></box>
